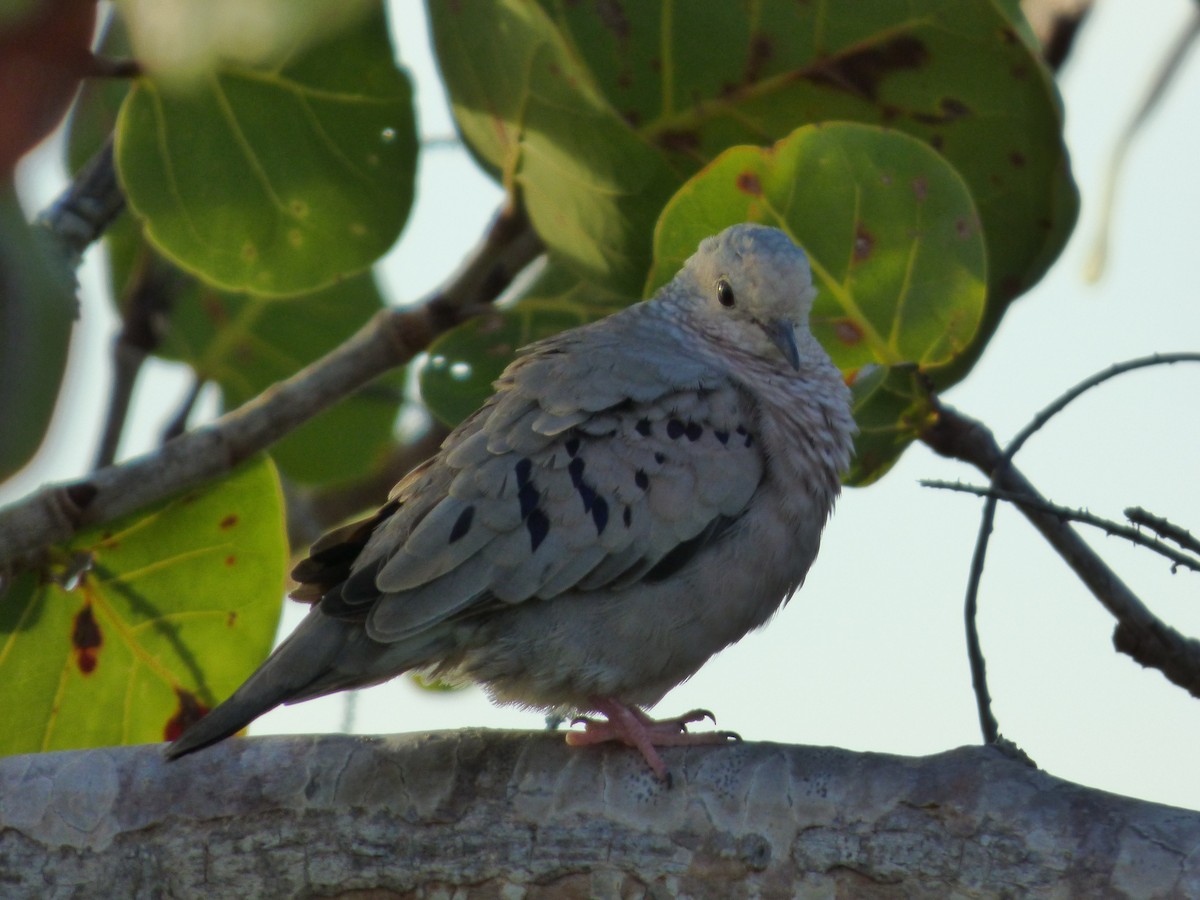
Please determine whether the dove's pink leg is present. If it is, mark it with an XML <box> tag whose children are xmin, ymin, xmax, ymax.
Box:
<box><xmin>565</xmin><ymin>697</ymin><xmax>738</xmax><ymax>781</ymax></box>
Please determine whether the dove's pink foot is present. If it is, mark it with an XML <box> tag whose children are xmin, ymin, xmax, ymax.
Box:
<box><xmin>565</xmin><ymin>697</ymin><xmax>740</xmax><ymax>782</ymax></box>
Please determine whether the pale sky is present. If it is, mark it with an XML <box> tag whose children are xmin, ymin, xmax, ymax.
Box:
<box><xmin>9</xmin><ymin>0</ymin><xmax>1200</xmax><ymax>811</ymax></box>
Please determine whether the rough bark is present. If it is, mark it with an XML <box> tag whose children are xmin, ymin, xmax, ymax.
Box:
<box><xmin>1</xmin><ymin>731</ymin><xmax>1196</xmax><ymax>898</ymax></box>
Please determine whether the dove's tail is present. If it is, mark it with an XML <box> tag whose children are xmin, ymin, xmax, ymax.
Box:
<box><xmin>165</xmin><ymin>609</ymin><xmax>374</xmax><ymax>760</ymax></box>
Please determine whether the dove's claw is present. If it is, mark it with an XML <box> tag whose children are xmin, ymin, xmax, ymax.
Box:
<box><xmin>565</xmin><ymin>698</ymin><xmax>738</xmax><ymax>782</ymax></box>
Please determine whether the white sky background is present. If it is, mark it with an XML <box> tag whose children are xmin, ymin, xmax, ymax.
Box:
<box><xmin>8</xmin><ymin>0</ymin><xmax>1200</xmax><ymax>811</ymax></box>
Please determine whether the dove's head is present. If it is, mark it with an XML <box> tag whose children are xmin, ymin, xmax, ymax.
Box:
<box><xmin>672</xmin><ymin>223</ymin><xmax>818</xmax><ymax>371</ymax></box>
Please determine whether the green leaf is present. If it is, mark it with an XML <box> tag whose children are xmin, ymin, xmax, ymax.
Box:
<box><xmin>0</xmin><ymin>183</ymin><xmax>76</xmax><ymax>481</ymax></box>
<box><xmin>0</xmin><ymin>456</ymin><xmax>286</xmax><ymax>755</ymax></box>
<box><xmin>648</xmin><ymin>123</ymin><xmax>987</xmax><ymax>482</ymax></box>
<box><xmin>420</xmin><ymin>262</ymin><xmax>631</xmax><ymax>426</ymax></box>
<box><xmin>159</xmin><ymin>272</ymin><xmax>404</xmax><ymax>487</ymax></box>
<box><xmin>430</xmin><ymin>0</ymin><xmax>678</xmax><ymax>292</ymax></box>
<box><xmin>432</xmin><ymin>0</ymin><xmax>1076</xmax><ymax>366</ymax></box>
<box><xmin>115</xmin><ymin>2</ymin><xmax>416</xmax><ymax>296</ymax></box>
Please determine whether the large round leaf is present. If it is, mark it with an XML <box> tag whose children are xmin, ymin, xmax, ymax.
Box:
<box><xmin>648</xmin><ymin>123</ymin><xmax>987</xmax><ymax>483</ymax></box>
<box><xmin>0</xmin><ymin>456</ymin><xmax>285</xmax><ymax>755</ymax></box>
<box><xmin>431</xmin><ymin>0</ymin><xmax>1075</xmax><ymax>374</ymax></box>
<box><xmin>115</xmin><ymin>3</ymin><xmax>416</xmax><ymax>296</ymax></box>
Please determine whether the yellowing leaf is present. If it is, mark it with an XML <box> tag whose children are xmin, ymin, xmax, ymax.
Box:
<box><xmin>0</xmin><ymin>457</ymin><xmax>286</xmax><ymax>754</ymax></box>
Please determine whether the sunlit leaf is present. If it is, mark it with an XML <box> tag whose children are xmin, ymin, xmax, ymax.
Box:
<box><xmin>432</xmin><ymin>0</ymin><xmax>1076</xmax><ymax>365</ymax></box>
<box><xmin>0</xmin><ymin>457</ymin><xmax>286</xmax><ymax>755</ymax></box>
<box><xmin>116</xmin><ymin>2</ymin><xmax>416</xmax><ymax>296</ymax></box>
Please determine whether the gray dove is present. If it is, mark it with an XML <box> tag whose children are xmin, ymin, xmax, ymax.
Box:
<box><xmin>166</xmin><ymin>223</ymin><xmax>856</xmax><ymax>780</ymax></box>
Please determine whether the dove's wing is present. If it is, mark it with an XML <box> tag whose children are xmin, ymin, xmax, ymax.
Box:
<box><xmin>297</xmin><ymin>310</ymin><xmax>766</xmax><ymax>645</ymax></box>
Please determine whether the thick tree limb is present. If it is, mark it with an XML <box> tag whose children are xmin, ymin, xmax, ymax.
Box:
<box><xmin>0</xmin><ymin>207</ymin><xmax>543</xmax><ymax>570</ymax></box>
<box><xmin>0</xmin><ymin>732</ymin><xmax>1195</xmax><ymax>897</ymax></box>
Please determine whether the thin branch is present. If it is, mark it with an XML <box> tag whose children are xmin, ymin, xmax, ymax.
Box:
<box><xmin>922</xmin><ymin>480</ymin><xmax>1200</xmax><ymax>574</ymax></box>
<box><xmin>0</xmin><ymin>206</ymin><xmax>544</xmax><ymax>570</ymax></box>
<box><xmin>162</xmin><ymin>376</ymin><xmax>205</xmax><ymax>444</ymax></box>
<box><xmin>922</xmin><ymin>402</ymin><xmax>1200</xmax><ymax>712</ymax></box>
<box><xmin>929</xmin><ymin>354</ymin><xmax>1200</xmax><ymax>742</ymax></box>
<box><xmin>1126</xmin><ymin>506</ymin><xmax>1200</xmax><ymax>556</ymax></box>
<box><xmin>33</xmin><ymin>135</ymin><xmax>125</xmax><ymax>266</ymax></box>
<box><xmin>94</xmin><ymin>258</ymin><xmax>188</xmax><ymax>469</ymax></box>
<box><xmin>1085</xmin><ymin>8</ymin><xmax>1200</xmax><ymax>281</ymax></box>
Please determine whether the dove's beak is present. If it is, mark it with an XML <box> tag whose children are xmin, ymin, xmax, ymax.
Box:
<box><xmin>762</xmin><ymin>319</ymin><xmax>801</xmax><ymax>370</ymax></box>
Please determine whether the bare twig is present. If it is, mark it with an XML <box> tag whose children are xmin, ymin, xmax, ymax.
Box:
<box><xmin>930</xmin><ymin>354</ymin><xmax>1200</xmax><ymax>741</ymax></box>
<box><xmin>33</xmin><ymin>135</ymin><xmax>125</xmax><ymax>266</ymax></box>
<box><xmin>1084</xmin><ymin>8</ymin><xmax>1200</xmax><ymax>281</ymax></box>
<box><xmin>0</xmin><ymin>206</ymin><xmax>544</xmax><ymax>570</ymax></box>
<box><xmin>922</xmin><ymin>480</ymin><xmax>1200</xmax><ymax>574</ymax></box>
<box><xmin>1126</xmin><ymin>506</ymin><xmax>1200</xmax><ymax>556</ymax></box>
<box><xmin>94</xmin><ymin>258</ymin><xmax>188</xmax><ymax>469</ymax></box>
<box><xmin>922</xmin><ymin>401</ymin><xmax>1200</xmax><ymax>724</ymax></box>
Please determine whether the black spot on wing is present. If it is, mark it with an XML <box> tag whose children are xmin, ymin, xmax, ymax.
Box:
<box><xmin>623</xmin><ymin>505</ymin><xmax>632</xmax><ymax>527</ymax></box>
<box><xmin>685</xmin><ymin>422</ymin><xmax>702</xmax><ymax>442</ymax></box>
<box><xmin>526</xmin><ymin>509</ymin><xmax>550</xmax><ymax>552</ymax></box>
<box><xmin>635</xmin><ymin>469</ymin><xmax>649</xmax><ymax>490</ymax></box>
<box><xmin>565</xmin><ymin>436</ymin><xmax>581</xmax><ymax>457</ymax></box>
<box><xmin>715</xmin><ymin>430</ymin><xmax>730</xmax><ymax>445</ymax></box>
<box><xmin>635</xmin><ymin>418</ymin><xmax>652</xmax><ymax>437</ymax></box>
<box><xmin>568</xmin><ymin>456</ymin><xmax>585</xmax><ymax>487</ymax></box>
<box><xmin>736</xmin><ymin>425</ymin><xmax>754</xmax><ymax>448</ymax></box>
<box><xmin>592</xmin><ymin>496</ymin><xmax>609</xmax><ymax>535</ymax></box>
<box><xmin>449</xmin><ymin>505</ymin><xmax>474</xmax><ymax>543</ymax></box>
<box><xmin>667</xmin><ymin>419</ymin><xmax>685</xmax><ymax>439</ymax></box>
<box><xmin>515</xmin><ymin>457</ymin><xmax>539</xmax><ymax>519</ymax></box>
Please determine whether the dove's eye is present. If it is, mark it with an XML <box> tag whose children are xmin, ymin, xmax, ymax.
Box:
<box><xmin>716</xmin><ymin>279</ymin><xmax>736</xmax><ymax>308</ymax></box>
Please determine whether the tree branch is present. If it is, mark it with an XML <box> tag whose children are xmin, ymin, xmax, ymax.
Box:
<box><xmin>0</xmin><ymin>206</ymin><xmax>544</xmax><ymax>570</ymax></box>
<box><xmin>34</xmin><ymin>135</ymin><xmax>125</xmax><ymax>266</ymax></box>
<box><xmin>922</xmin><ymin>403</ymin><xmax>1200</xmax><ymax>707</ymax></box>
<box><xmin>922</xmin><ymin>480</ymin><xmax>1200</xmax><ymax>574</ymax></box>
<box><xmin>1</xmin><ymin>733</ymin><xmax>1195</xmax><ymax>896</ymax></box>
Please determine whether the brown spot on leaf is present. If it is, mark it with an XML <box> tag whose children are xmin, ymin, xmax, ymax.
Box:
<box><xmin>164</xmin><ymin>688</ymin><xmax>210</xmax><ymax>743</ymax></box>
<box><xmin>1009</xmin><ymin>150</ymin><xmax>1026</xmax><ymax>168</ymax></box>
<box><xmin>804</xmin><ymin>35</ymin><xmax>929</xmax><ymax>102</ymax></box>
<box><xmin>912</xmin><ymin>97</ymin><xmax>971</xmax><ymax>126</ymax></box>
<box><xmin>833</xmin><ymin>319</ymin><xmax>865</xmax><ymax>346</ymax></box>
<box><xmin>622</xmin><ymin>109</ymin><xmax>640</xmax><ymax>127</ymax></box>
<box><xmin>911</xmin><ymin>177</ymin><xmax>929</xmax><ymax>201</ymax></box>
<box><xmin>227</xmin><ymin>611</ymin><xmax>238</xmax><ymax>628</ymax></box>
<box><xmin>219</xmin><ymin>514</ymin><xmax>238</xmax><ymax>530</ymax></box>
<box><xmin>930</xmin><ymin>134</ymin><xmax>945</xmax><ymax>151</ymax></box>
<box><xmin>854</xmin><ymin>224</ymin><xmax>875</xmax><ymax>262</ymax></box>
<box><xmin>1011</xmin><ymin>63</ymin><xmax>1030</xmax><ymax>80</ymax></box>
<box><xmin>736</xmin><ymin>171</ymin><xmax>762</xmax><ymax>195</ymax></box>
<box><xmin>225</xmin><ymin>555</ymin><xmax>237</xmax><ymax>566</ymax></box>
<box><xmin>745</xmin><ymin>32</ymin><xmax>773</xmax><ymax>83</ymax></box>
<box><xmin>594</xmin><ymin>0</ymin><xmax>630</xmax><ymax>40</ymax></box>
<box><xmin>72</xmin><ymin>603</ymin><xmax>102</xmax><ymax>675</ymax></box>
<box><xmin>1000</xmin><ymin>27</ymin><xmax>1018</xmax><ymax>45</ymax></box>
<box><xmin>656</xmin><ymin>129</ymin><xmax>700</xmax><ymax>154</ymax></box>
<box><xmin>955</xmin><ymin>218</ymin><xmax>974</xmax><ymax>240</ymax></box>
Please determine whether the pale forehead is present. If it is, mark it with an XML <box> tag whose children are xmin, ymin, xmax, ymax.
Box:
<box><xmin>689</xmin><ymin>224</ymin><xmax>812</xmax><ymax>295</ymax></box>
